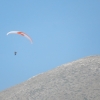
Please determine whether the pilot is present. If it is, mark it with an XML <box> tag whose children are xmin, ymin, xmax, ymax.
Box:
<box><xmin>14</xmin><ymin>52</ymin><xmax>17</xmax><ymax>55</ymax></box>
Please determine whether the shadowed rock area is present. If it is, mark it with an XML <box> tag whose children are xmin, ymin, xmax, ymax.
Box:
<box><xmin>0</xmin><ymin>55</ymin><xmax>100</xmax><ymax>100</ymax></box>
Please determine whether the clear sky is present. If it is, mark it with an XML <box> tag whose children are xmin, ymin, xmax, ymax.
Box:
<box><xmin>0</xmin><ymin>0</ymin><xmax>100</xmax><ymax>91</ymax></box>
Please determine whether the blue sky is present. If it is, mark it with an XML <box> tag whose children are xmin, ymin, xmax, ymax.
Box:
<box><xmin>0</xmin><ymin>0</ymin><xmax>100</xmax><ymax>91</ymax></box>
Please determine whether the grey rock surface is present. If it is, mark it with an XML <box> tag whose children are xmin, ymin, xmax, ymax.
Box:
<box><xmin>0</xmin><ymin>55</ymin><xmax>100</xmax><ymax>100</ymax></box>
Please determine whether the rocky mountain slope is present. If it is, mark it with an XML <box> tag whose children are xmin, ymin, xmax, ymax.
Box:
<box><xmin>0</xmin><ymin>55</ymin><xmax>100</xmax><ymax>100</ymax></box>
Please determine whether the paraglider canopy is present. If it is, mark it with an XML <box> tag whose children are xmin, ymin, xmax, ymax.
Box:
<box><xmin>7</xmin><ymin>31</ymin><xmax>33</xmax><ymax>43</ymax></box>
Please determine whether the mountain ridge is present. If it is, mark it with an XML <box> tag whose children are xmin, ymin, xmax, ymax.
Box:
<box><xmin>0</xmin><ymin>55</ymin><xmax>100</xmax><ymax>100</ymax></box>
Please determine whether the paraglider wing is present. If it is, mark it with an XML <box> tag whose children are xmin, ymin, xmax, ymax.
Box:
<box><xmin>7</xmin><ymin>31</ymin><xmax>33</xmax><ymax>43</ymax></box>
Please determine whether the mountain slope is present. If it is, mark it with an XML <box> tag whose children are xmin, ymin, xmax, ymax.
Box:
<box><xmin>0</xmin><ymin>55</ymin><xmax>100</xmax><ymax>100</ymax></box>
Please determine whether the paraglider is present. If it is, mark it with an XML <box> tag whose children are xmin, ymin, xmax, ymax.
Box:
<box><xmin>7</xmin><ymin>31</ymin><xmax>33</xmax><ymax>55</ymax></box>
<box><xmin>7</xmin><ymin>31</ymin><xmax>33</xmax><ymax>43</ymax></box>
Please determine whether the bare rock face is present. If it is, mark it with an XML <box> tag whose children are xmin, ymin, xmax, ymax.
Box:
<box><xmin>0</xmin><ymin>55</ymin><xmax>100</xmax><ymax>100</ymax></box>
